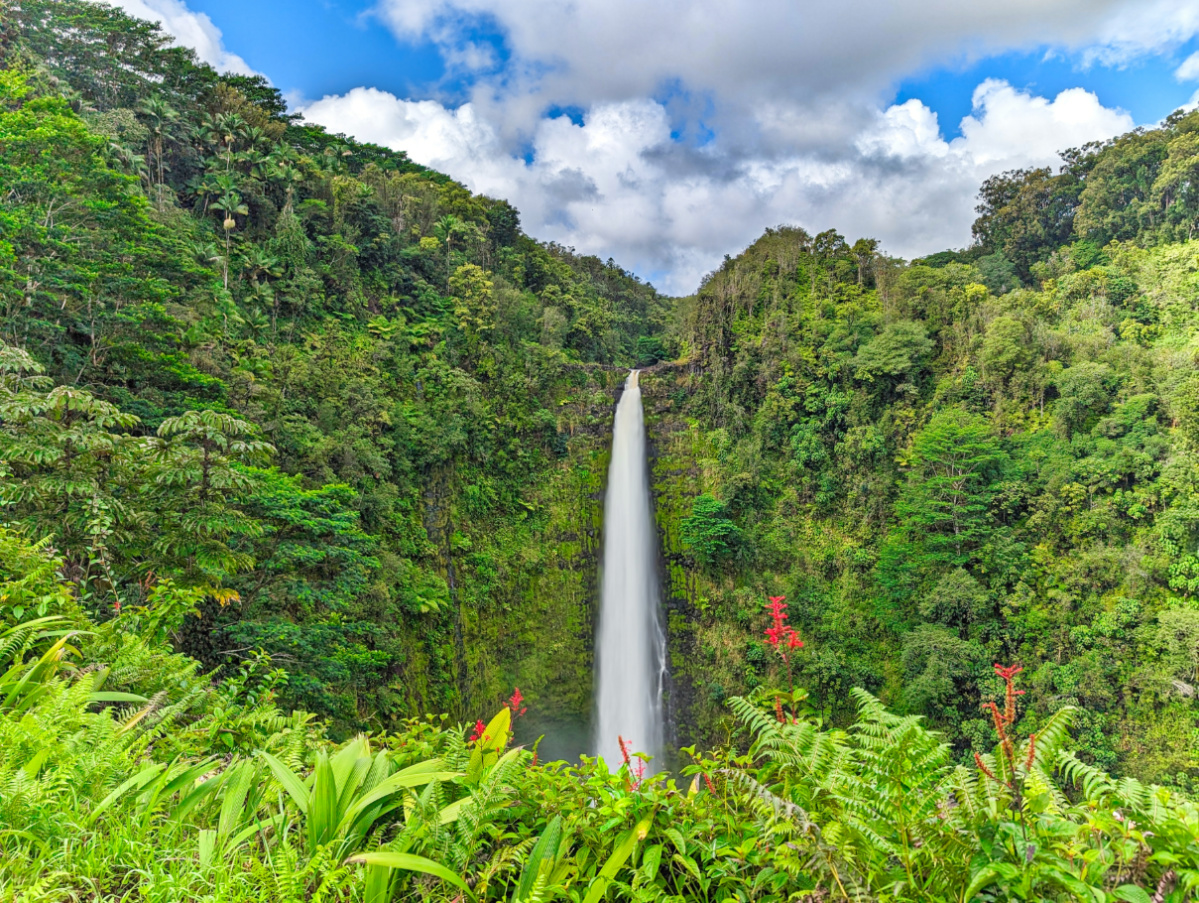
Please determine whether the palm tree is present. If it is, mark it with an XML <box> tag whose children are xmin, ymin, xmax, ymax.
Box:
<box><xmin>138</xmin><ymin>96</ymin><xmax>181</xmax><ymax>209</ymax></box>
<box><xmin>211</xmin><ymin>187</ymin><xmax>248</xmax><ymax>289</ymax></box>
<box><xmin>434</xmin><ymin>214</ymin><xmax>462</xmax><ymax>249</ymax></box>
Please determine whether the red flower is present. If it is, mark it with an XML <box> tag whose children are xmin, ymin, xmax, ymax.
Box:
<box><xmin>764</xmin><ymin>596</ymin><xmax>790</xmax><ymax>648</ymax></box>
<box><xmin>631</xmin><ymin>757</ymin><xmax>646</xmax><ymax>789</ymax></box>
<box><xmin>506</xmin><ymin>687</ymin><xmax>528</xmax><ymax>718</ymax></box>
<box><xmin>468</xmin><ymin>719</ymin><xmax>486</xmax><ymax>743</ymax></box>
<box><xmin>617</xmin><ymin>735</ymin><xmax>645</xmax><ymax>790</ymax></box>
<box><xmin>993</xmin><ymin>664</ymin><xmax>1024</xmax><ymax>682</ymax></box>
<box><xmin>764</xmin><ymin>595</ymin><xmax>803</xmax><ymax>653</ymax></box>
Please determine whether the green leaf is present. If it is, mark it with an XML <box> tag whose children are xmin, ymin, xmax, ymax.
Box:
<box><xmin>516</xmin><ymin>815</ymin><xmax>562</xmax><ymax>902</ymax></box>
<box><xmin>1113</xmin><ymin>886</ymin><xmax>1152</xmax><ymax>903</ymax></box>
<box><xmin>88</xmin><ymin>763</ymin><xmax>165</xmax><ymax>825</ymax></box>
<box><xmin>583</xmin><ymin>816</ymin><xmax>652</xmax><ymax>903</ymax></box>
<box><xmin>88</xmin><ymin>691</ymin><xmax>149</xmax><ymax>704</ymax></box>
<box><xmin>259</xmin><ymin>751</ymin><xmax>310</xmax><ymax>814</ymax></box>
<box><xmin>349</xmin><ymin>851</ymin><xmax>476</xmax><ymax>902</ymax></box>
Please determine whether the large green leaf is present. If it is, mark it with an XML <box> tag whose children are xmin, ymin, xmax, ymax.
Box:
<box><xmin>349</xmin><ymin>851</ymin><xmax>476</xmax><ymax>902</ymax></box>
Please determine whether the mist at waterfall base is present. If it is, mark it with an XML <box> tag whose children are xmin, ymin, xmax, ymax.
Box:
<box><xmin>593</xmin><ymin>371</ymin><xmax>667</xmax><ymax>772</ymax></box>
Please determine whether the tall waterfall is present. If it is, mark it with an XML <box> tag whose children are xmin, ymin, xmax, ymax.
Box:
<box><xmin>594</xmin><ymin>370</ymin><xmax>666</xmax><ymax>770</ymax></box>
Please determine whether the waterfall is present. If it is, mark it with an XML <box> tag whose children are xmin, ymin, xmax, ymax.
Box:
<box><xmin>594</xmin><ymin>370</ymin><xmax>667</xmax><ymax>771</ymax></box>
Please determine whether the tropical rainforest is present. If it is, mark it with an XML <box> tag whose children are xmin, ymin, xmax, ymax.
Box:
<box><xmin>1</xmin><ymin>1</ymin><xmax>1198</xmax><ymax>900</ymax></box>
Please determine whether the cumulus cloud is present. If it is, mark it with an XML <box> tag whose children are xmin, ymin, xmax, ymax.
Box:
<box><xmin>373</xmin><ymin>0</ymin><xmax>1168</xmax><ymax>126</ymax></box>
<box><xmin>110</xmin><ymin>0</ymin><xmax>257</xmax><ymax>75</ymax></box>
<box><xmin>1177</xmin><ymin>50</ymin><xmax>1199</xmax><ymax>80</ymax></box>
<box><xmin>302</xmin><ymin>80</ymin><xmax>1132</xmax><ymax>295</ymax></box>
<box><xmin>292</xmin><ymin>0</ymin><xmax>1182</xmax><ymax>293</ymax></box>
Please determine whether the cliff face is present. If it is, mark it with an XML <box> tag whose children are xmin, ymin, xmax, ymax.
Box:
<box><xmin>412</xmin><ymin>369</ymin><xmax>625</xmax><ymax>753</ymax></box>
<box><xmin>639</xmin><ymin>366</ymin><xmax>736</xmax><ymax>749</ymax></box>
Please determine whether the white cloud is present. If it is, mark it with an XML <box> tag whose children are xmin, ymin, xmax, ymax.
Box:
<box><xmin>372</xmin><ymin>0</ymin><xmax>1171</xmax><ymax>130</ymax></box>
<box><xmin>952</xmin><ymin>79</ymin><xmax>1132</xmax><ymax>167</ymax></box>
<box><xmin>1084</xmin><ymin>0</ymin><xmax>1199</xmax><ymax>67</ymax></box>
<box><xmin>302</xmin><ymin>81</ymin><xmax>1132</xmax><ymax>295</ymax></box>
<box><xmin>1177</xmin><ymin>50</ymin><xmax>1199</xmax><ymax>80</ymax></box>
<box><xmin>299</xmin><ymin>0</ymin><xmax>1183</xmax><ymax>293</ymax></box>
<box><xmin>109</xmin><ymin>0</ymin><xmax>257</xmax><ymax>75</ymax></box>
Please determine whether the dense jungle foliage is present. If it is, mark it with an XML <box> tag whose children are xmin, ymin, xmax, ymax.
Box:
<box><xmin>0</xmin><ymin>0</ymin><xmax>670</xmax><ymax>739</ymax></box>
<box><xmin>3</xmin><ymin>1</ymin><xmax>1199</xmax><ymax>900</ymax></box>
<box><xmin>650</xmin><ymin>112</ymin><xmax>1199</xmax><ymax>789</ymax></box>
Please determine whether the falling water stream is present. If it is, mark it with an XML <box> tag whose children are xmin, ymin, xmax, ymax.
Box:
<box><xmin>594</xmin><ymin>370</ymin><xmax>667</xmax><ymax>770</ymax></box>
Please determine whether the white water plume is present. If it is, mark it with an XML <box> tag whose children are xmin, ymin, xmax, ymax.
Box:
<box><xmin>594</xmin><ymin>370</ymin><xmax>667</xmax><ymax>771</ymax></box>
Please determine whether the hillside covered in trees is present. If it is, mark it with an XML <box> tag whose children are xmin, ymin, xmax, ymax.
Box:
<box><xmin>1</xmin><ymin>1</ymin><xmax>1199</xmax><ymax>900</ymax></box>
<box><xmin>648</xmin><ymin>120</ymin><xmax>1199</xmax><ymax>788</ymax></box>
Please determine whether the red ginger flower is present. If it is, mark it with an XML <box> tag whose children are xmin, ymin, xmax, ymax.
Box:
<box><xmin>617</xmin><ymin>735</ymin><xmax>645</xmax><ymax>790</ymax></box>
<box><xmin>764</xmin><ymin>595</ymin><xmax>804</xmax><ymax>654</ymax></box>
<box><xmin>506</xmin><ymin>687</ymin><xmax>528</xmax><ymax>718</ymax></box>
<box><xmin>468</xmin><ymin>719</ymin><xmax>486</xmax><ymax>743</ymax></box>
<box><xmin>993</xmin><ymin>663</ymin><xmax>1025</xmax><ymax>683</ymax></box>
<box><xmin>764</xmin><ymin>596</ymin><xmax>789</xmax><ymax>648</ymax></box>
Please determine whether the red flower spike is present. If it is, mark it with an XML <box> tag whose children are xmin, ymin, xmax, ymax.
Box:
<box><xmin>993</xmin><ymin>664</ymin><xmax>1024</xmax><ymax>681</ymax></box>
<box><xmin>703</xmin><ymin>773</ymin><xmax>716</xmax><ymax>794</ymax></box>
<box><xmin>764</xmin><ymin>596</ymin><xmax>798</xmax><ymax>652</ymax></box>
<box><xmin>631</xmin><ymin>756</ymin><xmax>646</xmax><ymax>790</ymax></box>
<box><xmin>468</xmin><ymin>719</ymin><xmax>486</xmax><ymax>743</ymax></box>
<box><xmin>506</xmin><ymin>687</ymin><xmax>528</xmax><ymax>718</ymax></box>
<box><xmin>993</xmin><ymin>663</ymin><xmax>1026</xmax><ymax>726</ymax></box>
<box><xmin>974</xmin><ymin>752</ymin><xmax>998</xmax><ymax>783</ymax></box>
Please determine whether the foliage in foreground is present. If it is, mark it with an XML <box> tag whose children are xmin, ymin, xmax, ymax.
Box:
<box><xmin>2</xmin><ymin>536</ymin><xmax>1198</xmax><ymax>902</ymax></box>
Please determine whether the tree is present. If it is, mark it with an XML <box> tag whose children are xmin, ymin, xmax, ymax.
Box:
<box><xmin>138</xmin><ymin>95</ymin><xmax>182</xmax><ymax>207</ymax></box>
<box><xmin>0</xmin><ymin>343</ymin><xmax>142</xmax><ymax>596</ymax></box>
<box><xmin>680</xmin><ymin>495</ymin><xmax>743</xmax><ymax>570</ymax></box>
<box><xmin>895</xmin><ymin>408</ymin><xmax>1006</xmax><ymax>567</ymax></box>
<box><xmin>853</xmin><ymin>320</ymin><xmax>933</xmax><ymax>384</ymax></box>
<box><xmin>146</xmin><ymin>410</ymin><xmax>274</xmax><ymax>590</ymax></box>
<box><xmin>1053</xmin><ymin>362</ymin><xmax>1115</xmax><ymax>439</ymax></box>
<box><xmin>449</xmin><ymin>263</ymin><xmax>496</xmax><ymax>358</ymax></box>
<box><xmin>972</xmin><ymin>167</ymin><xmax>1079</xmax><ymax>279</ymax></box>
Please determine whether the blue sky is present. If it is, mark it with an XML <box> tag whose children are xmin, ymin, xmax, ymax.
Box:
<box><xmin>183</xmin><ymin>0</ymin><xmax>451</xmax><ymax>101</ymax></box>
<box><xmin>896</xmin><ymin>44</ymin><xmax>1199</xmax><ymax>137</ymax></box>
<box><xmin>185</xmin><ymin>0</ymin><xmax>1199</xmax><ymax>128</ymax></box>
<box><xmin>119</xmin><ymin>0</ymin><xmax>1199</xmax><ymax>294</ymax></box>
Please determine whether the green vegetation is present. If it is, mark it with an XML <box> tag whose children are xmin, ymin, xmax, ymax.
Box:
<box><xmin>3</xmin><ymin>530</ymin><xmax>1198</xmax><ymax>901</ymax></box>
<box><xmin>647</xmin><ymin>120</ymin><xmax>1199</xmax><ymax>786</ymax></box>
<box><xmin>0</xmin><ymin>0</ymin><xmax>667</xmax><ymax>734</ymax></box>
<box><xmin>3</xmin><ymin>1</ymin><xmax>1199</xmax><ymax>899</ymax></box>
